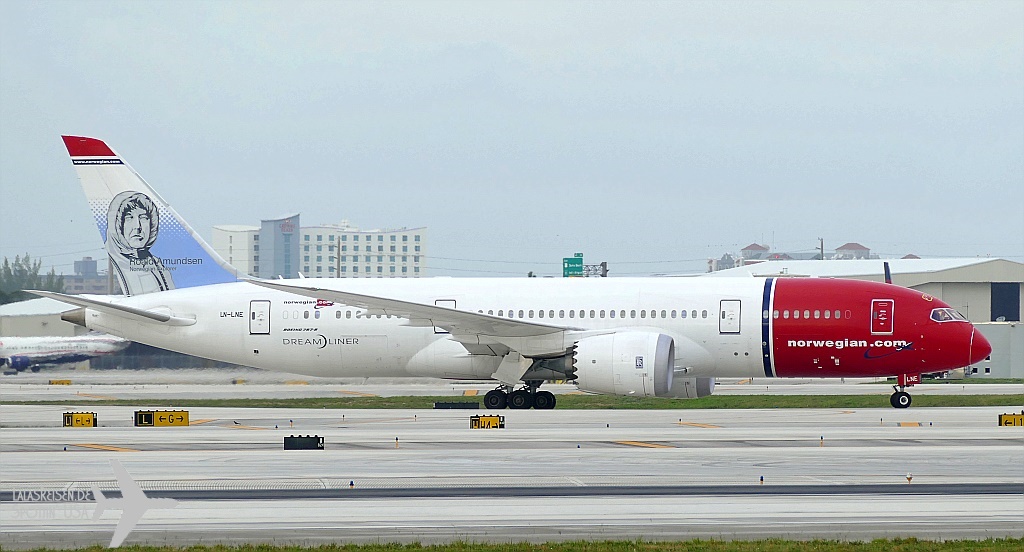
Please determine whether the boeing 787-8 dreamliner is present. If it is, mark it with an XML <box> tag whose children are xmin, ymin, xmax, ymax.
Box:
<box><xmin>31</xmin><ymin>136</ymin><xmax>991</xmax><ymax>409</ymax></box>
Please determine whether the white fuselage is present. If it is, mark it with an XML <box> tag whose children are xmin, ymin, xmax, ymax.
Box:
<box><xmin>81</xmin><ymin>277</ymin><xmax>767</xmax><ymax>379</ymax></box>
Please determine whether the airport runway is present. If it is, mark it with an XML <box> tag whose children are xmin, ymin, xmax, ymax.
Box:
<box><xmin>3</xmin><ymin>367</ymin><xmax>1021</xmax><ymax>401</ymax></box>
<box><xmin>1</xmin><ymin>404</ymin><xmax>1022</xmax><ymax>548</ymax></box>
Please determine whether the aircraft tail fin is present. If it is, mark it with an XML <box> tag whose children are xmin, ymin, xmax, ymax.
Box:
<box><xmin>61</xmin><ymin>136</ymin><xmax>239</xmax><ymax>296</ymax></box>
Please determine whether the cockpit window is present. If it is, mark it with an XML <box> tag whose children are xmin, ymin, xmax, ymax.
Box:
<box><xmin>930</xmin><ymin>308</ymin><xmax>967</xmax><ymax>322</ymax></box>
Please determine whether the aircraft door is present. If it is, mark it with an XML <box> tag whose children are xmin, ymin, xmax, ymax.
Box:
<box><xmin>249</xmin><ymin>300</ymin><xmax>271</xmax><ymax>335</ymax></box>
<box><xmin>434</xmin><ymin>300</ymin><xmax>455</xmax><ymax>334</ymax></box>
<box><xmin>720</xmin><ymin>300</ymin><xmax>741</xmax><ymax>334</ymax></box>
<box><xmin>871</xmin><ymin>299</ymin><xmax>894</xmax><ymax>335</ymax></box>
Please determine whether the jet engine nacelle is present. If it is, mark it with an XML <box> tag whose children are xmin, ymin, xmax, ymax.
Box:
<box><xmin>662</xmin><ymin>376</ymin><xmax>715</xmax><ymax>399</ymax></box>
<box><xmin>6</xmin><ymin>356</ymin><xmax>31</xmax><ymax>371</ymax></box>
<box><xmin>573</xmin><ymin>332</ymin><xmax>674</xmax><ymax>397</ymax></box>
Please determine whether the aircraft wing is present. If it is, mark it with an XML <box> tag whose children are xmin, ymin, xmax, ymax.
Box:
<box><xmin>248</xmin><ymin>279</ymin><xmax>589</xmax><ymax>356</ymax></box>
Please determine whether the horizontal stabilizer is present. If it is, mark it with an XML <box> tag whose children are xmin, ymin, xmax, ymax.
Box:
<box><xmin>26</xmin><ymin>290</ymin><xmax>196</xmax><ymax>326</ymax></box>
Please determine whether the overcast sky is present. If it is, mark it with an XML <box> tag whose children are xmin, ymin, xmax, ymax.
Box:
<box><xmin>1</xmin><ymin>0</ymin><xmax>1021</xmax><ymax>277</ymax></box>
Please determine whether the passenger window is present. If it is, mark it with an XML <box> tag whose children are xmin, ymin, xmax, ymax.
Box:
<box><xmin>283</xmin><ymin>311</ymin><xmax>289</xmax><ymax>319</ymax></box>
<box><xmin>519</xmin><ymin>310</ymin><xmax>524</xmax><ymax>318</ymax></box>
<box><xmin>498</xmin><ymin>310</ymin><xmax>504</xmax><ymax>317</ymax></box>
<box><xmin>610</xmin><ymin>310</ymin><xmax>616</xmax><ymax>319</ymax></box>
<box><xmin>701</xmin><ymin>310</ymin><xmax>708</xmax><ymax>319</ymax></box>
<box><xmin>529</xmin><ymin>310</ymin><xmax>535</xmax><ymax>318</ymax></box>
<box><xmin>681</xmin><ymin>310</ymin><xmax>688</xmax><ymax>319</ymax></box>
<box><xmin>691</xmin><ymin>310</ymin><xmax>697</xmax><ymax>319</ymax></box>
<box><xmin>293</xmin><ymin>310</ymin><xmax>299</xmax><ymax>319</ymax></box>
<box><xmin>762</xmin><ymin>310</ymin><xmax>769</xmax><ymax>319</ymax></box>
<box><xmin>783</xmin><ymin>310</ymin><xmax>790</xmax><ymax>319</ymax></box>
<box><xmin>538</xmin><ymin>310</ymin><xmax>545</xmax><ymax>319</ymax></box>
<box><xmin>661</xmin><ymin>310</ymin><xmax>667</xmax><ymax>319</ymax></box>
<box><xmin>315</xmin><ymin>311</ymin><xmax>321</xmax><ymax>319</ymax></box>
<box><xmin>814</xmin><ymin>310</ymin><xmax>820</xmax><ymax>319</ymax></box>
<box><xmin>600</xmin><ymin>310</ymin><xmax>606</xmax><ymax>318</ymax></box>
<box><xmin>824</xmin><ymin>310</ymin><xmax>830</xmax><ymax>319</ymax></box>
<box><xmin>803</xmin><ymin>310</ymin><xmax>810</xmax><ymax>319</ymax></box>
<box><xmin>303</xmin><ymin>311</ymin><xmax>309</xmax><ymax>319</ymax></box>
<box><xmin>835</xmin><ymin>310</ymin><xmax>841</xmax><ymax>319</ymax></box>
<box><xmin>549</xmin><ymin>310</ymin><xmax>555</xmax><ymax>318</ymax></box>
<box><xmin>559</xmin><ymin>310</ymin><xmax>565</xmax><ymax>318</ymax></box>
<box><xmin>640</xmin><ymin>310</ymin><xmax>646</xmax><ymax>318</ymax></box>
<box><xmin>589</xmin><ymin>310</ymin><xmax>596</xmax><ymax>318</ymax></box>
<box><xmin>773</xmin><ymin>310</ymin><xmax>779</xmax><ymax>319</ymax></box>
<box><xmin>620</xmin><ymin>310</ymin><xmax>626</xmax><ymax>318</ymax></box>
<box><xmin>844</xmin><ymin>310</ymin><xmax>852</xmax><ymax>319</ymax></box>
<box><xmin>346</xmin><ymin>311</ymin><xmax>352</xmax><ymax>319</ymax></box>
<box><xmin>569</xmin><ymin>310</ymin><xmax>575</xmax><ymax>318</ymax></box>
<box><xmin>630</xmin><ymin>310</ymin><xmax>637</xmax><ymax>318</ymax></box>
<box><xmin>671</xmin><ymin>310</ymin><xmax>677</xmax><ymax>319</ymax></box>
<box><xmin>579</xmin><ymin>310</ymin><xmax>585</xmax><ymax>318</ymax></box>
<box><xmin>793</xmin><ymin>310</ymin><xmax>800</xmax><ymax>319</ymax></box>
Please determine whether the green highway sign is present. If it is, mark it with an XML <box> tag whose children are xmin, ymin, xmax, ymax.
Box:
<box><xmin>563</xmin><ymin>253</ymin><xmax>584</xmax><ymax>277</ymax></box>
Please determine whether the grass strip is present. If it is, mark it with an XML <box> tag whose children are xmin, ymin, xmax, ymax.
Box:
<box><xmin>3</xmin><ymin>394</ymin><xmax>1022</xmax><ymax>409</ymax></box>
<box><xmin>21</xmin><ymin>538</ymin><xmax>1024</xmax><ymax>552</ymax></box>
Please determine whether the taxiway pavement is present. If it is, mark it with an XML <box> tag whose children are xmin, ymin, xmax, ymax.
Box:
<box><xmin>1</xmin><ymin>404</ymin><xmax>1022</xmax><ymax>548</ymax></box>
<box><xmin>3</xmin><ymin>367</ymin><xmax>1020</xmax><ymax>401</ymax></box>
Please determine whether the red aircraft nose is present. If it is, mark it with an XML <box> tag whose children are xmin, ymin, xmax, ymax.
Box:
<box><xmin>970</xmin><ymin>328</ymin><xmax>992</xmax><ymax>366</ymax></box>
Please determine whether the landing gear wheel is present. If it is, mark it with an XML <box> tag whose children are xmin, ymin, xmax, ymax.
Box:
<box><xmin>508</xmin><ymin>389</ymin><xmax>534</xmax><ymax>409</ymax></box>
<box><xmin>890</xmin><ymin>391</ymin><xmax>912</xmax><ymax>409</ymax></box>
<box><xmin>484</xmin><ymin>389</ymin><xmax>507</xmax><ymax>409</ymax></box>
<box><xmin>533</xmin><ymin>391</ymin><xmax>556</xmax><ymax>410</ymax></box>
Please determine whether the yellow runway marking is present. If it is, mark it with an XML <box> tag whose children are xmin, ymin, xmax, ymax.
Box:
<box><xmin>72</xmin><ymin>443</ymin><xmax>138</xmax><ymax>452</ymax></box>
<box><xmin>737</xmin><ymin>378</ymin><xmax>752</xmax><ymax>385</ymax></box>
<box><xmin>284</xmin><ymin>380</ymin><xmax>309</xmax><ymax>385</ymax></box>
<box><xmin>188</xmin><ymin>419</ymin><xmax>217</xmax><ymax>425</ymax></box>
<box><xmin>74</xmin><ymin>392</ymin><xmax>118</xmax><ymax>400</ymax></box>
<box><xmin>337</xmin><ymin>390</ymin><xmax>378</xmax><ymax>397</ymax></box>
<box><xmin>462</xmin><ymin>390</ymin><xmax>479</xmax><ymax>396</ymax></box>
<box><xmin>676</xmin><ymin>422</ymin><xmax>720</xmax><ymax>428</ymax></box>
<box><xmin>616</xmin><ymin>441</ymin><xmax>675</xmax><ymax>449</ymax></box>
<box><xmin>897</xmin><ymin>422</ymin><xmax>923</xmax><ymax>427</ymax></box>
<box><xmin>224</xmin><ymin>424</ymin><xmax>268</xmax><ymax>430</ymax></box>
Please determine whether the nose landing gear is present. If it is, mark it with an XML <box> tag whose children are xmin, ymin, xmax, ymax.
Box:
<box><xmin>889</xmin><ymin>373</ymin><xmax>920</xmax><ymax>409</ymax></box>
<box><xmin>890</xmin><ymin>387</ymin><xmax>912</xmax><ymax>408</ymax></box>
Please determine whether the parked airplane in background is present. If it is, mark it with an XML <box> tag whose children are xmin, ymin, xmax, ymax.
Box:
<box><xmin>0</xmin><ymin>333</ymin><xmax>129</xmax><ymax>375</ymax></box>
<box><xmin>32</xmin><ymin>136</ymin><xmax>991</xmax><ymax>408</ymax></box>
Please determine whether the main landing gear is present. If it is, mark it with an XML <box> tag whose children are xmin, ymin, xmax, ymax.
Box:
<box><xmin>484</xmin><ymin>382</ymin><xmax>556</xmax><ymax>410</ymax></box>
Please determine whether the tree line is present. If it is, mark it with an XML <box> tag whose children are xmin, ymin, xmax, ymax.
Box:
<box><xmin>0</xmin><ymin>254</ymin><xmax>65</xmax><ymax>305</ymax></box>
